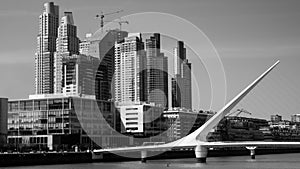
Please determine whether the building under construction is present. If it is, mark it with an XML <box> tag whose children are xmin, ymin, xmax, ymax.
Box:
<box><xmin>207</xmin><ymin>109</ymin><xmax>269</xmax><ymax>141</ymax></box>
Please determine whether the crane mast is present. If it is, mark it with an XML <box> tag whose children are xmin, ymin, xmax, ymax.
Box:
<box><xmin>96</xmin><ymin>10</ymin><xmax>123</xmax><ymax>30</ymax></box>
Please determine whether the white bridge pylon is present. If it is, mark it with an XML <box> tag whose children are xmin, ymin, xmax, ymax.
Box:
<box><xmin>94</xmin><ymin>60</ymin><xmax>300</xmax><ymax>163</ymax></box>
<box><xmin>165</xmin><ymin>60</ymin><xmax>280</xmax><ymax>147</ymax></box>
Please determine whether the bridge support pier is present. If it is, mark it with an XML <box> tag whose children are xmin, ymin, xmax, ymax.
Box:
<box><xmin>246</xmin><ymin>146</ymin><xmax>257</xmax><ymax>159</ymax></box>
<box><xmin>195</xmin><ymin>145</ymin><xmax>208</xmax><ymax>163</ymax></box>
<box><xmin>141</xmin><ymin>150</ymin><xmax>147</xmax><ymax>163</ymax></box>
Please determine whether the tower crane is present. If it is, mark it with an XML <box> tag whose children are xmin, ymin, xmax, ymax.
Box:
<box><xmin>96</xmin><ymin>10</ymin><xmax>123</xmax><ymax>29</ymax></box>
<box><xmin>227</xmin><ymin>108</ymin><xmax>252</xmax><ymax>117</ymax></box>
<box><xmin>117</xmin><ymin>20</ymin><xmax>129</xmax><ymax>31</ymax></box>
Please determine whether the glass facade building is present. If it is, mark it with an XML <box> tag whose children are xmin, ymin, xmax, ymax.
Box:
<box><xmin>88</xmin><ymin>30</ymin><xmax>129</xmax><ymax>101</ymax></box>
<box><xmin>172</xmin><ymin>41</ymin><xmax>192</xmax><ymax>110</ymax></box>
<box><xmin>7</xmin><ymin>95</ymin><xmax>129</xmax><ymax>150</ymax></box>
<box><xmin>62</xmin><ymin>54</ymin><xmax>100</xmax><ymax>96</ymax></box>
<box><xmin>145</xmin><ymin>33</ymin><xmax>168</xmax><ymax>108</ymax></box>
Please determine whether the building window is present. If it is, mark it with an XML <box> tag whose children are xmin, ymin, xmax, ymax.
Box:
<box><xmin>126</xmin><ymin>122</ymin><xmax>138</xmax><ymax>125</ymax></box>
<box><xmin>125</xmin><ymin>108</ymin><xmax>138</xmax><ymax>110</ymax></box>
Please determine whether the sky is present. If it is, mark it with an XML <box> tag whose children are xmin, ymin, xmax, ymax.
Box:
<box><xmin>1</xmin><ymin>0</ymin><xmax>300</xmax><ymax>120</ymax></box>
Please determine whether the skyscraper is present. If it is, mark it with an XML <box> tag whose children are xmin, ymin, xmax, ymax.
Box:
<box><xmin>62</xmin><ymin>54</ymin><xmax>100</xmax><ymax>96</ymax></box>
<box><xmin>172</xmin><ymin>41</ymin><xmax>192</xmax><ymax>109</ymax></box>
<box><xmin>54</xmin><ymin>12</ymin><xmax>80</xmax><ymax>94</ymax></box>
<box><xmin>35</xmin><ymin>2</ymin><xmax>59</xmax><ymax>94</ymax></box>
<box><xmin>114</xmin><ymin>33</ymin><xmax>146</xmax><ymax>103</ymax></box>
<box><xmin>145</xmin><ymin>33</ymin><xmax>168</xmax><ymax>108</ymax></box>
<box><xmin>88</xmin><ymin>29</ymin><xmax>128</xmax><ymax>100</ymax></box>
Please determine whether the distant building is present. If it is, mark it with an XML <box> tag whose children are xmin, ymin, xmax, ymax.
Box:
<box><xmin>35</xmin><ymin>2</ymin><xmax>59</xmax><ymax>94</ymax></box>
<box><xmin>7</xmin><ymin>95</ymin><xmax>128</xmax><ymax>150</ymax></box>
<box><xmin>291</xmin><ymin>114</ymin><xmax>300</xmax><ymax>123</ymax></box>
<box><xmin>0</xmin><ymin>98</ymin><xmax>8</xmax><ymax>146</ymax></box>
<box><xmin>172</xmin><ymin>41</ymin><xmax>192</xmax><ymax>110</ymax></box>
<box><xmin>269</xmin><ymin>120</ymin><xmax>292</xmax><ymax>129</ymax></box>
<box><xmin>268</xmin><ymin>119</ymin><xmax>300</xmax><ymax>141</ymax></box>
<box><xmin>208</xmin><ymin>116</ymin><xmax>268</xmax><ymax>141</ymax></box>
<box><xmin>271</xmin><ymin>114</ymin><xmax>282</xmax><ymax>122</ymax></box>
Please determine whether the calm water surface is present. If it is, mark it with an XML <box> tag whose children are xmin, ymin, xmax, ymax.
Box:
<box><xmin>5</xmin><ymin>153</ymin><xmax>300</xmax><ymax>169</ymax></box>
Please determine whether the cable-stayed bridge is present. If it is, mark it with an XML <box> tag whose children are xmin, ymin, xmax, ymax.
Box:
<box><xmin>94</xmin><ymin>60</ymin><xmax>300</xmax><ymax>163</ymax></box>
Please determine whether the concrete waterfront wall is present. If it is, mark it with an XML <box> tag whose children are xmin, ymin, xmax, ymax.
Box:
<box><xmin>0</xmin><ymin>152</ymin><xmax>92</xmax><ymax>167</ymax></box>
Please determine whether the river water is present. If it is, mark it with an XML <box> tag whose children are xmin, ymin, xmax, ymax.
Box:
<box><xmin>6</xmin><ymin>153</ymin><xmax>300</xmax><ymax>169</ymax></box>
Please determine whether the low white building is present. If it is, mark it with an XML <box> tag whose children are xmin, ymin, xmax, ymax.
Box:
<box><xmin>117</xmin><ymin>102</ymin><xmax>164</xmax><ymax>135</ymax></box>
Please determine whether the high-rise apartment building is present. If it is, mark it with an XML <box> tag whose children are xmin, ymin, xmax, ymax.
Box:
<box><xmin>54</xmin><ymin>12</ymin><xmax>80</xmax><ymax>94</ymax></box>
<box><xmin>114</xmin><ymin>33</ymin><xmax>169</xmax><ymax>107</ymax></box>
<box><xmin>145</xmin><ymin>33</ymin><xmax>168</xmax><ymax>108</ymax></box>
<box><xmin>172</xmin><ymin>41</ymin><xmax>192</xmax><ymax>109</ymax></box>
<box><xmin>114</xmin><ymin>33</ymin><xmax>146</xmax><ymax>103</ymax></box>
<box><xmin>35</xmin><ymin>2</ymin><xmax>59</xmax><ymax>94</ymax></box>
